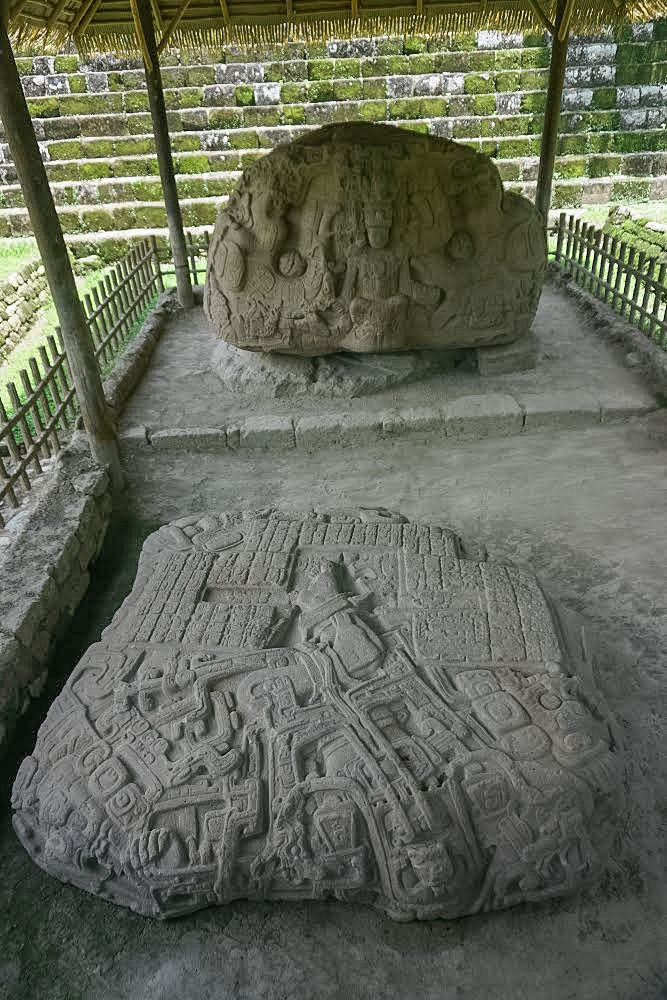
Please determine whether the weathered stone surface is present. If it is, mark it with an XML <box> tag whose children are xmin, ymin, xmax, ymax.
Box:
<box><xmin>204</xmin><ymin>123</ymin><xmax>546</xmax><ymax>356</ymax></box>
<box><xmin>13</xmin><ymin>509</ymin><xmax>623</xmax><ymax>920</ymax></box>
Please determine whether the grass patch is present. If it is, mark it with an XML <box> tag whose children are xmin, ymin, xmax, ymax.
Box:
<box><xmin>0</xmin><ymin>238</ymin><xmax>39</xmax><ymax>282</ymax></box>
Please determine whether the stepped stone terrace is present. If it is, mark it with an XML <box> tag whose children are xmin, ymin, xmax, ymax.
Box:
<box><xmin>0</xmin><ymin>22</ymin><xmax>665</xmax><ymax>253</ymax></box>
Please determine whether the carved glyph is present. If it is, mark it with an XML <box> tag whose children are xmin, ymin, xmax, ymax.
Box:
<box><xmin>204</xmin><ymin>123</ymin><xmax>546</xmax><ymax>356</ymax></box>
<box><xmin>13</xmin><ymin>510</ymin><xmax>623</xmax><ymax>920</ymax></box>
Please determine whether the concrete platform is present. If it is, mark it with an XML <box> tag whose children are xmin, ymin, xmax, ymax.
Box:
<box><xmin>1</xmin><ymin>278</ymin><xmax>665</xmax><ymax>1000</ymax></box>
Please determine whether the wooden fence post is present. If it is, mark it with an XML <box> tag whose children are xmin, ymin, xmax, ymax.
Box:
<box><xmin>0</xmin><ymin>14</ymin><xmax>123</xmax><ymax>489</ymax></box>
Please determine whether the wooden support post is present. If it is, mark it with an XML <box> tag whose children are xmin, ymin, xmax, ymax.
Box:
<box><xmin>0</xmin><ymin>14</ymin><xmax>123</xmax><ymax>489</ymax></box>
<box><xmin>535</xmin><ymin>0</ymin><xmax>570</xmax><ymax>226</ymax></box>
<box><xmin>131</xmin><ymin>0</ymin><xmax>194</xmax><ymax>308</ymax></box>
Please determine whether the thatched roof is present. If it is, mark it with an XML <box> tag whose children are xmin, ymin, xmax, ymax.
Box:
<box><xmin>6</xmin><ymin>0</ymin><xmax>665</xmax><ymax>54</ymax></box>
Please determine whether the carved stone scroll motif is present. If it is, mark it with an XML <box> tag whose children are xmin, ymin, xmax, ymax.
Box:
<box><xmin>13</xmin><ymin>510</ymin><xmax>623</xmax><ymax>920</ymax></box>
<box><xmin>204</xmin><ymin>123</ymin><xmax>546</xmax><ymax>356</ymax></box>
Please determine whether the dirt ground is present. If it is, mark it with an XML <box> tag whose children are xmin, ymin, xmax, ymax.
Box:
<box><xmin>1</xmin><ymin>280</ymin><xmax>665</xmax><ymax>1000</ymax></box>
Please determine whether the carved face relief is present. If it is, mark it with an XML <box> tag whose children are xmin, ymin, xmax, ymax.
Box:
<box><xmin>204</xmin><ymin>123</ymin><xmax>546</xmax><ymax>356</ymax></box>
<box><xmin>13</xmin><ymin>510</ymin><xmax>624</xmax><ymax>922</ymax></box>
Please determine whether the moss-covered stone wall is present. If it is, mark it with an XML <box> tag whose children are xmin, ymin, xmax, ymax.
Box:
<box><xmin>0</xmin><ymin>21</ymin><xmax>664</xmax><ymax>242</ymax></box>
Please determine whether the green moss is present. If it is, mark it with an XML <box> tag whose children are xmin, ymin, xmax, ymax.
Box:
<box><xmin>356</xmin><ymin>100</ymin><xmax>387</xmax><ymax>121</ymax></box>
<box><xmin>498</xmin><ymin>115</ymin><xmax>528</xmax><ymax>136</ymax></box>
<box><xmin>106</xmin><ymin>72</ymin><xmax>124</xmax><ymax>92</ymax></box>
<box><xmin>450</xmin><ymin>32</ymin><xmax>477</xmax><ymax>51</ymax></box>
<box><xmin>655</xmin><ymin>19</ymin><xmax>667</xmax><ymax>41</ymax></box>
<box><xmin>432</xmin><ymin>52</ymin><xmax>470</xmax><ymax>72</ymax></box>
<box><xmin>411</xmin><ymin>54</ymin><xmax>436</xmax><ymax>74</ymax></box>
<box><xmin>403</xmin><ymin>35</ymin><xmax>428</xmax><ymax>54</ymax></box>
<box><xmin>124</xmin><ymin>91</ymin><xmax>150</xmax><ymax>113</ymax></box>
<box><xmin>67</xmin><ymin>74</ymin><xmax>86</xmax><ymax>94</ymax></box>
<box><xmin>170</xmin><ymin>135</ymin><xmax>201</xmax><ymax>152</ymax></box>
<box><xmin>552</xmin><ymin>184</ymin><xmax>582</xmax><ymax>209</ymax></box>
<box><xmin>494</xmin><ymin>50</ymin><xmax>522</xmax><ymax>70</ymax></box>
<box><xmin>281</xmin><ymin>105</ymin><xmax>306</xmax><ymax>125</ymax></box>
<box><xmin>495</xmin><ymin>71</ymin><xmax>520</xmax><ymax>92</ymax></box>
<box><xmin>283</xmin><ymin>60</ymin><xmax>308</xmax><ymax>81</ymax></box>
<box><xmin>587</xmin><ymin>132</ymin><xmax>614</xmax><ymax>153</ymax></box>
<box><xmin>333</xmin><ymin>80</ymin><xmax>363</xmax><ymax>100</ymax></box>
<box><xmin>362</xmin><ymin>78</ymin><xmax>387</xmax><ymax>99</ymax></box>
<box><xmin>131</xmin><ymin>178</ymin><xmax>163</xmax><ymax>201</ymax></box>
<box><xmin>464</xmin><ymin>73</ymin><xmax>494</xmax><ymax>95</ymax></box>
<box><xmin>420</xmin><ymin>96</ymin><xmax>449</xmax><ymax>118</ymax></box>
<box><xmin>161</xmin><ymin>68</ymin><xmax>188</xmax><ymax>88</ymax></box>
<box><xmin>281</xmin><ymin>82</ymin><xmax>307</xmax><ymax>103</ymax></box>
<box><xmin>80</xmin><ymin>161</ymin><xmax>112</xmax><ymax>180</ymax></box>
<box><xmin>472</xmin><ymin>94</ymin><xmax>495</xmax><ymax>115</ymax></box>
<box><xmin>209</xmin><ymin>108</ymin><xmax>244</xmax><ymax>128</ymax></box>
<box><xmin>176</xmin><ymin>154</ymin><xmax>210</xmax><ymax>174</ymax></box>
<box><xmin>523</xmin><ymin>32</ymin><xmax>547</xmax><ymax>47</ymax></box>
<box><xmin>228</xmin><ymin>131</ymin><xmax>260</xmax><ymax>149</ymax></box>
<box><xmin>48</xmin><ymin>139</ymin><xmax>83</xmax><ymax>159</ymax></box>
<box><xmin>361</xmin><ymin>58</ymin><xmax>388</xmax><ymax>77</ymax></box>
<box><xmin>520</xmin><ymin>69</ymin><xmax>547</xmax><ymax>90</ymax></box>
<box><xmin>127</xmin><ymin>113</ymin><xmax>154</xmax><ymax>135</ymax></box>
<box><xmin>307</xmin><ymin>80</ymin><xmax>334</xmax><ymax>102</ymax></box>
<box><xmin>554</xmin><ymin>157</ymin><xmax>586</xmax><ymax>179</ymax></box>
<box><xmin>611</xmin><ymin>179</ymin><xmax>651</xmax><ymax>202</ymax></box>
<box><xmin>375</xmin><ymin>37</ymin><xmax>403</xmax><ymax>55</ymax></box>
<box><xmin>308</xmin><ymin>59</ymin><xmax>335</xmax><ymax>80</ymax></box>
<box><xmin>591</xmin><ymin>87</ymin><xmax>617</xmax><ymax>110</ymax></box>
<box><xmin>587</xmin><ymin>155</ymin><xmax>621</xmax><ymax>178</ymax></box>
<box><xmin>79</xmin><ymin>207</ymin><xmax>116</xmax><ymax>232</ymax></box>
<box><xmin>386</xmin><ymin>56</ymin><xmax>411</xmax><ymax>75</ymax></box>
<box><xmin>521</xmin><ymin>47</ymin><xmax>550</xmax><ymax>68</ymax></box>
<box><xmin>234</xmin><ymin>85</ymin><xmax>255</xmax><ymax>106</ymax></box>
<box><xmin>243</xmin><ymin>106</ymin><xmax>281</xmax><ymax>126</ymax></box>
<box><xmin>15</xmin><ymin>58</ymin><xmax>33</xmax><ymax>74</ymax></box>
<box><xmin>468</xmin><ymin>52</ymin><xmax>495</xmax><ymax>72</ymax></box>
<box><xmin>185</xmin><ymin>66</ymin><xmax>215</xmax><ymax>86</ymax></box>
<box><xmin>55</xmin><ymin>56</ymin><xmax>79</xmax><ymax>73</ymax></box>
<box><xmin>115</xmin><ymin>137</ymin><xmax>154</xmax><ymax>155</ymax></box>
<box><xmin>27</xmin><ymin>96</ymin><xmax>61</xmax><ymax>118</ymax></box>
<box><xmin>336</xmin><ymin>58</ymin><xmax>361</xmax><ymax>76</ymax></box>
<box><xmin>263</xmin><ymin>62</ymin><xmax>283</xmax><ymax>82</ymax></box>
<box><xmin>46</xmin><ymin>163</ymin><xmax>75</xmax><ymax>182</ymax></box>
<box><xmin>520</xmin><ymin>92</ymin><xmax>547</xmax><ymax>113</ymax></box>
<box><xmin>304</xmin><ymin>42</ymin><xmax>328</xmax><ymax>59</ymax></box>
<box><xmin>387</xmin><ymin>98</ymin><xmax>421</xmax><ymax>120</ymax></box>
<box><xmin>73</xmin><ymin>94</ymin><xmax>124</xmax><ymax>114</ymax></box>
<box><xmin>399</xmin><ymin>121</ymin><xmax>430</xmax><ymax>134</ymax></box>
<box><xmin>496</xmin><ymin>138</ymin><xmax>532</xmax><ymax>158</ymax></box>
<box><xmin>452</xmin><ymin>120</ymin><xmax>480</xmax><ymax>139</ymax></box>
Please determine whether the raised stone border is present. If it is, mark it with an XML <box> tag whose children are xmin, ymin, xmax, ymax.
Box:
<box><xmin>126</xmin><ymin>383</ymin><xmax>656</xmax><ymax>456</ymax></box>
<box><xmin>0</xmin><ymin>289</ymin><xmax>180</xmax><ymax>757</ymax></box>
<box><xmin>102</xmin><ymin>287</ymin><xmax>181</xmax><ymax>419</ymax></box>
<box><xmin>0</xmin><ymin>437</ymin><xmax>112</xmax><ymax>757</ymax></box>
<box><xmin>548</xmin><ymin>261</ymin><xmax>667</xmax><ymax>397</ymax></box>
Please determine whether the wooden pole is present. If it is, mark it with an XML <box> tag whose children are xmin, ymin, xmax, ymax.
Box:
<box><xmin>535</xmin><ymin>0</ymin><xmax>570</xmax><ymax>225</ymax></box>
<box><xmin>0</xmin><ymin>14</ymin><xmax>123</xmax><ymax>489</ymax></box>
<box><xmin>131</xmin><ymin>0</ymin><xmax>194</xmax><ymax>308</ymax></box>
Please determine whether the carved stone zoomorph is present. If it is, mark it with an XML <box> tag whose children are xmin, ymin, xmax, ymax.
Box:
<box><xmin>13</xmin><ymin>510</ymin><xmax>623</xmax><ymax>920</ymax></box>
<box><xmin>204</xmin><ymin>123</ymin><xmax>546</xmax><ymax>356</ymax></box>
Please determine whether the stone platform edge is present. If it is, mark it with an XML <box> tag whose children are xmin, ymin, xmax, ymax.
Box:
<box><xmin>0</xmin><ymin>438</ymin><xmax>113</xmax><ymax>757</ymax></box>
<box><xmin>121</xmin><ymin>382</ymin><xmax>658</xmax><ymax>455</ymax></box>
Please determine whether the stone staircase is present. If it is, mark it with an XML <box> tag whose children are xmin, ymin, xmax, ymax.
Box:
<box><xmin>0</xmin><ymin>24</ymin><xmax>665</xmax><ymax>257</ymax></box>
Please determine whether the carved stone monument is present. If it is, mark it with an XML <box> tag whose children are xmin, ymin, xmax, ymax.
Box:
<box><xmin>204</xmin><ymin>123</ymin><xmax>546</xmax><ymax>357</ymax></box>
<box><xmin>13</xmin><ymin>510</ymin><xmax>623</xmax><ymax>920</ymax></box>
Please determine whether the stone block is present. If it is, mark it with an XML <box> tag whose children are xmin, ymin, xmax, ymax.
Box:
<box><xmin>150</xmin><ymin>427</ymin><xmax>228</xmax><ymax>451</ymax></box>
<box><xmin>518</xmin><ymin>389</ymin><xmax>601</xmax><ymax>430</ymax></box>
<box><xmin>475</xmin><ymin>332</ymin><xmax>538</xmax><ymax>375</ymax></box>
<box><xmin>239</xmin><ymin>416</ymin><xmax>295</xmax><ymax>450</ymax></box>
<box><xmin>11</xmin><ymin>510</ymin><xmax>625</xmax><ymax>919</ymax></box>
<box><xmin>444</xmin><ymin>393</ymin><xmax>523</xmax><ymax>437</ymax></box>
<box><xmin>295</xmin><ymin>411</ymin><xmax>383</xmax><ymax>449</ymax></box>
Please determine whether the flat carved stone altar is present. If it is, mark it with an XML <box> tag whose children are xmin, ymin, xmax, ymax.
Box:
<box><xmin>204</xmin><ymin>123</ymin><xmax>546</xmax><ymax>356</ymax></box>
<box><xmin>13</xmin><ymin>510</ymin><xmax>624</xmax><ymax>920</ymax></box>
